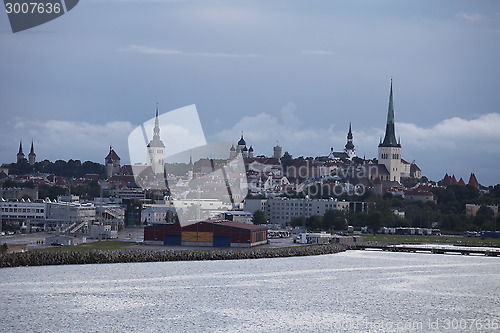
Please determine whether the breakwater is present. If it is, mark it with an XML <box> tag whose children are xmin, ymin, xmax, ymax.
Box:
<box><xmin>0</xmin><ymin>244</ymin><xmax>348</xmax><ymax>268</ymax></box>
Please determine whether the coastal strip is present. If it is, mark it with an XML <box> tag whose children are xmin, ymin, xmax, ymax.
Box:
<box><xmin>0</xmin><ymin>244</ymin><xmax>348</xmax><ymax>268</ymax></box>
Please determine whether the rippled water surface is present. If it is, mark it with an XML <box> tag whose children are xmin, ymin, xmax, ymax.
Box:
<box><xmin>1</xmin><ymin>251</ymin><xmax>499</xmax><ymax>332</ymax></box>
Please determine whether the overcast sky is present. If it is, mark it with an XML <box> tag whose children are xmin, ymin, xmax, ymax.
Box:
<box><xmin>1</xmin><ymin>0</ymin><xmax>499</xmax><ymax>185</ymax></box>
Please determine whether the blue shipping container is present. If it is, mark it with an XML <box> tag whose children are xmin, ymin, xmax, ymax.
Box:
<box><xmin>213</xmin><ymin>235</ymin><xmax>231</xmax><ymax>247</ymax></box>
<box><xmin>164</xmin><ymin>234</ymin><xmax>182</xmax><ymax>245</ymax></box>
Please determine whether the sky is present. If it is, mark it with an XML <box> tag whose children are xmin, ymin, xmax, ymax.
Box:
<box><xmin>0</xmin><ymin>0</ymin><xmax>499</xmax><ymax>185</ymax></box>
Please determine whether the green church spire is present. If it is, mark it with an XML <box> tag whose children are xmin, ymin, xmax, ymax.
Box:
<box><xmin>387</xmin><ymin>79</ymin><xmax>394</xmax><ymax>125</ymax></box>
<box><xmin>379</xmin><ymin>79</ymin><xmax>400</xmax><ymax>148</ymax></box>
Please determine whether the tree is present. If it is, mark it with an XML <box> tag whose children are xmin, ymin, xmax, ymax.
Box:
<box><xmin>290</xmin><ymin>216</ymin><xmax>305</xmax><ymax>228</ymax></box>
<box><xmin>88</xmin><ymin>180</ymin><xmax>101</xmax><ymax>199</ymax></box>
<box><xmin>252</xmin><ymin>210</ymin><xmax>267</xmax><ymax>225</ymax></box>
<box><xmin>281</xmin><ymin>151</ymin><xmax>294</xmax><ymax>170</ymax></box>
<box><xmin>323</xmin><ymin>209</ymin><xmax>348</xmax><ymax>231</ymax></box>
<box><xmin>333</xmin><ymin>211</ymin><xmax>348</xmax><ymax>231</ymax></box>
<box><xmin>323</xmin><ymin>209</ymin><xmax>336</xmax><ymax>230</ymax></box>
<box><xmin>165</xmin><ymin>210</ymin><xmax>179</xmax><ymax>224</ymax></box>
<box><xmin>474</xmin><ymin>206</ymin><xmax>495</xmax><ymax>230</ymax></box>
<box><xmin>305</xmin><ymin>215</ymin><xmax>323</xmax><ymax>231</ymax></box>
<box><xmin>476</xmin><ymin>206</ymin><xmax>495</xmax><ymax>218</ymax></box>
<box><xmin>367</xmin><ymin>211</ymin><xmax>383</xmax><ymax>234</ymax></box>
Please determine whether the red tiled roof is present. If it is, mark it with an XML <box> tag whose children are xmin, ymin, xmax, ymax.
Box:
<box><xmin>441</xmin><ymin>173</ymin><xmax>453</xmax><ymax>186</ymax></box>
<box><xmin>105</xmin><ymin>149</ymin><xmax>120</xmax><ymax>161</ymax></box>
<box><xmin>468</xmin><ymin>173</ymin><xmax>480</xmax><ymax>188</ymax></box>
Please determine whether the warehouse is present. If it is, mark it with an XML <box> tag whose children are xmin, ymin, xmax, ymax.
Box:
<box><xmin>144</xmin><ymin>220</ymin><xmax>268</xmax><ymax>247</ymax></box>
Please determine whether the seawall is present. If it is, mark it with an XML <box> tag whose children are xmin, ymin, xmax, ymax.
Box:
<box><xmin>0</xmin><ymin>244</ymin><xmax>349</xmax><ymax>268</ymax></box>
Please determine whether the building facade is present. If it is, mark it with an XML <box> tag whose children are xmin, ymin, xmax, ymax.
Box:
<box><xmin>45</xmin><ymin>201</ymin><xmax>96</xmax><ymax>233</ymax></box>
<box><xmin>0</xmin><ymin>200</ymin><xmax>46</xmax><ymax>232</ymax></box>
<box><xmin>244</xmin><ymin>198</ymin><xmax>362</xmax><ymax>226</ymax></box>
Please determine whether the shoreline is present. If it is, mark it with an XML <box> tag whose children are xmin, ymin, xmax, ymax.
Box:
<box><xmin>0</xmin><ymin>244</ymin><xmax>349</xmax><ymax>268</ymax></box>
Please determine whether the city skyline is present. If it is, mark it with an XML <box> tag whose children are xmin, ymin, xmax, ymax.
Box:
<box><xmin>1</xmin><ymin>1</ymin><xmax>499</xmax><ymax>185</ymax></box>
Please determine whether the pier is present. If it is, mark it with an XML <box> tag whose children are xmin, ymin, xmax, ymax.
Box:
<box><xmin>355</xmin><ymin>244</ymin><xmax>500</xmax><ymax>256</ymax></box>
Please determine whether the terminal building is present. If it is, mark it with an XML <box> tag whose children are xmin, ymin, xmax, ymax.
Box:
<box><xmin>0</xmin><ymin>199</ymin><xmax>46</xmax><ymax>232</ymax></box>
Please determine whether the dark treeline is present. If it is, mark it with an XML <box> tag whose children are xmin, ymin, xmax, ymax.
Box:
<box><xmin>2</xmin><ymin>159</ymin><xmax>105</xmax><ymax>178</ymax></box>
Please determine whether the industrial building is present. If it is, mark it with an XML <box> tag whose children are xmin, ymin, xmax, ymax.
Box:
<box><xmin>144</xmin><ymin>220</ymin><xmax>268</xmax><ymax>247</ymax></box>
<box><xmin>45</xmin><ymin>200</ymin><xmax>95</xmax><ymax>234</ymax></box>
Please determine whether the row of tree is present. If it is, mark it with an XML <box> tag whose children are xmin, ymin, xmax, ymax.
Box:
<box><xmin>2</xmin><ymin>159</ymin><xmax>105</xmax><ymax>178</ymax></box>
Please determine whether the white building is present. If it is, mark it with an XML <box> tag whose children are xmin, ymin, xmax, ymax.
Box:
<box><xmin>0</xmin><ymin>199</ymin><xmax>46</xmax><ymax>232</ymax></box>
<box><xmin>210</xmin><ymin>210</ymin><xmax>253</xmax><ymax>224</ymax></box>
<box><xmin>168</xmin><ymin>198</ymin><xmax>232</xmax><ymax>211</ymax></box>
<box><xmin>245</xmin><ymin>197</ymin><xmax>351</xmax><ymax>226</ymax></box>
<box><xmin>142</xmin><ymin>198</ymin><xmax>232</xmax><ymax>225</ymax></box>
<box><xmin>89</xmin><ymin>225</ymin><xmax>118</xmax><ymax>239</ymax></box>
<box><xmin>296</xmin><ymin>232</ymin><xmax>332</xmax><ymax>244</ymax></box>
<box><xmin>142</xmin><ymin>203</ymin><xmax>176</xmax><ymax>224</ymax></box>
<box><xmin>45</xmin><ymin>234</ymin><xmax>86</xmax><ymax>246</ymax></box>
<box><xmin>244</xmin><ymin>199</ymin><xmax>268</xmax><ymax>214</ymax></box>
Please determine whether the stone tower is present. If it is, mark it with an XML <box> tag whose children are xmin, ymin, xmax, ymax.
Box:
<box><xmin>105</xmin><ymin>146</ymin><xmax>121</xmax><ymax>179</ymax></box>
<box><xmin>229</xmin><ymin>144</ymin><xmax>237</xmax><ymax>159</ymax></box>
<box><xmin>147</xmin><ymin>104</ymin><xmax>165</xmax><ymax>175</ymax></box>
<box><xmin>273</xmin><ymin>142</ymin><xmax>282</xmax><ymax>160</ymax></box>
<box><xmin>378</xmin><ymin>80</ymin><xmax>402</xmax><ymax>182</ymax></box>
<box><xmin>16</xmin><ymin>140</ymin><xmax>25</xmax><ymax>163</ymax></box>
<box><xmin>344</xmin><ymin>123</ymin><xmax>356</xmax><ymax>160</ymax></box>
<box><xmin>28</xmin><ymin>140</ymin><xmax>36</xmax><ymax>166</ymax></box>
<box><xmin>248</xmin><ymin>145</ymin><xmax>254</xmax><ymax>158</ymax></box>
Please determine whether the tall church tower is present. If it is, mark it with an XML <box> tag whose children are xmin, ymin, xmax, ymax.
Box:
<box><xmin>105</xmin><ymin>146</ymin><xmax>121</xmax><ymax>179</ymax></box>
<box><xmin>273</xmin><ymin>142</ymin><xmax>282</xmax><ymax>160</ymax></box>
<box><xmin>28</xmin><ymin>140</ymin><xmax>36</xmax><ymax>166</ymax></box>
<box><xmin>16</xmin><ymin>140</ymin><xmax>25</xmax><ymax>163</ymax></box>
<box><xmin>344</xmin><ymin>122</ymin><xmax>356</xmax><ymax>160</ymax></box>
<box><xmin>147</xmin><ymin>104</ymin><xmax>165</xmax><ymax>175</ymax></box>
<box><xmin>378</xmin><ymin>80</ymin><xmax>402</xmax><ymax>182</ymax></box>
